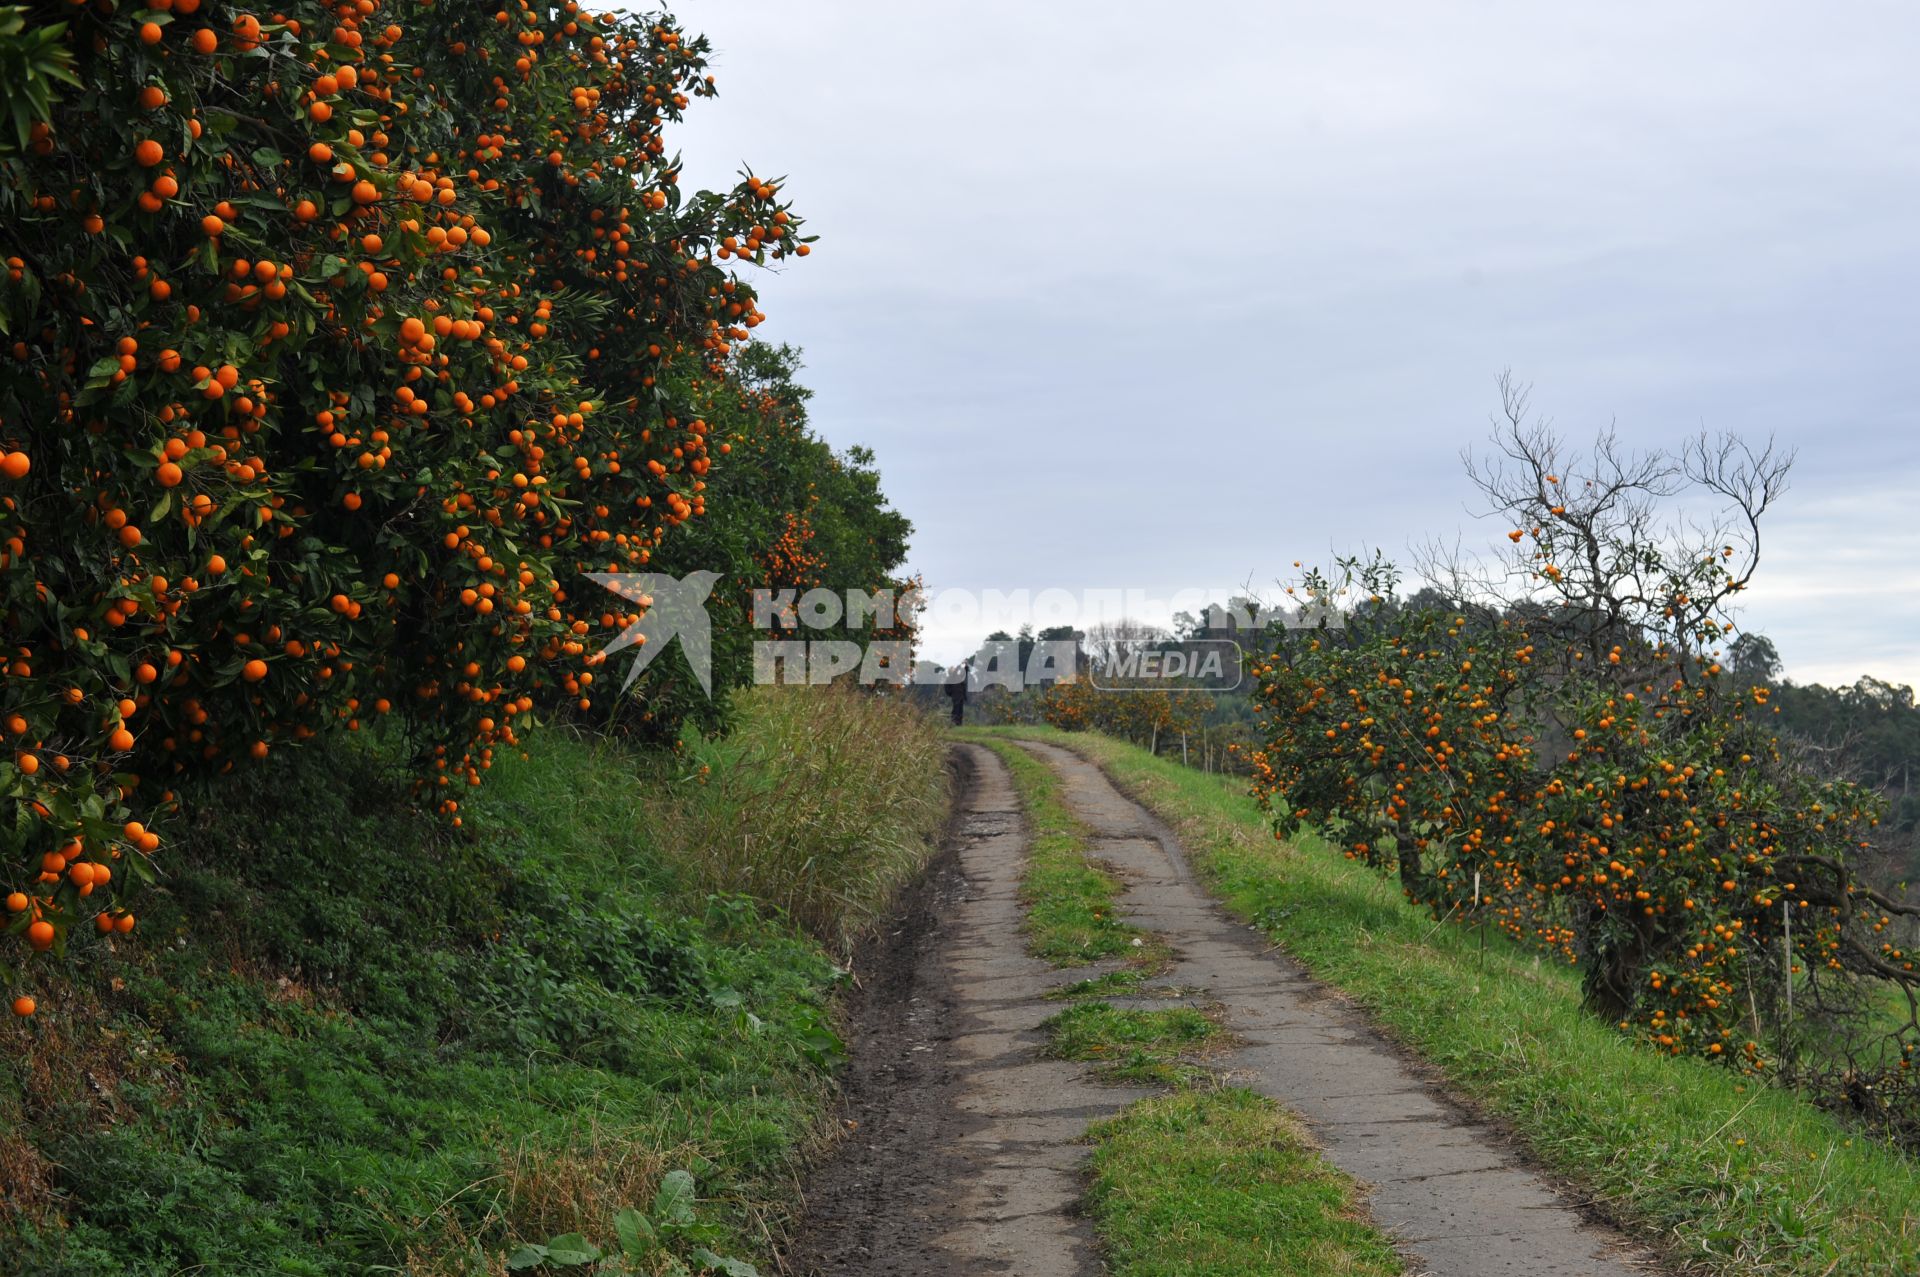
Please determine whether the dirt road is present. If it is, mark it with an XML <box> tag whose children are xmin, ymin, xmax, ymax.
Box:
<box><xmin>784</xmin><ymin>741</ymin><xmax>1663</xmax><ymax>1277</ymax></box>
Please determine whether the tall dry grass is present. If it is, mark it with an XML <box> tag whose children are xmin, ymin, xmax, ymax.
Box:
<box><xmin>657</xmin><ymin>686</ymin><xmax>948</xmax><ymax>951</ymax></box>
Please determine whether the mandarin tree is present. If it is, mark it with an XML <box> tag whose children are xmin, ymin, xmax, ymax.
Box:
<box><xmin>0</xmin><ymin>1</ymin><xmax>821</xmax><ymax>1000</ymax></box>
<box><xmin>1250</xmin><ymin>397</ymin><xmax>1918</xmax><ymax>1137</ymax></box>
<box><xmin>599</xmin><ymin>342</ymin><xmax>916</xmax><ymax>739</ymax></box>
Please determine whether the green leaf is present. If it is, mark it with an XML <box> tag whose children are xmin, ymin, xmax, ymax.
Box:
<box><xmin>252</xmin><ymin>145</ymin><xmax>285</xmax><ymax>168</ymax></box>
<box><xmin>541</xmin><ymin>1233</ymin><xmax>600</xmax><ymax>1265</ymax></box>
<box><xmin>652</xmin><ymin>1169</ymin><xmax>697</xmax><ymax>1227</ymax></box>
<box><xmin>613</xmin><ymin>1208</ymin><xmax>653</xmax><ymax>1257</ymax></box>
<box><xmin>689</xmin><ymin>1249</ymin><xmax>758</xmax><ymax>1276</ymax></box>
<box><xmin>504</xmin><ymin>1244</ymin><xmax>549</xmax><ymax>1270</ymax></box>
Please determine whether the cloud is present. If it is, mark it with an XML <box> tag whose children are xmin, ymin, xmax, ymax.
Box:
<box><xmin>644</xmin><ymin>1</ymin><xmax>1920</xmax><ymax>688</ymax></box>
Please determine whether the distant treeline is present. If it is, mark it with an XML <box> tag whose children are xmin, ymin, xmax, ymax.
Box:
<box><xmin>1726</xmin><ymin>634</ymin><xmax>1920</xmax><ymax>888</ymax></box>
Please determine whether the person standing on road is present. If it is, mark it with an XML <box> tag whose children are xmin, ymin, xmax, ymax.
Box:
<box><xmin>944</xmin><ymin>659</ymin><xmax>970</xmax><ymax>726</ymax></box>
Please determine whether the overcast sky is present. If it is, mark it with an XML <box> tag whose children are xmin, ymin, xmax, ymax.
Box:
<box><xmin>656</xmin><ymin>1</ymin><xmax>1920</xmax><ymax>684</ymax></box>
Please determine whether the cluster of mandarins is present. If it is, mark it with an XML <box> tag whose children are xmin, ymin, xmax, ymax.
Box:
<box><xmin>1248</xmin><ymin>556</ymin><xmax>1915</xmax><ymax>1089</ymax></box>
<box><xmin>0</xmin><ymin>1</ymin><xmax>820</xmax><ymax>1010</ymax></box>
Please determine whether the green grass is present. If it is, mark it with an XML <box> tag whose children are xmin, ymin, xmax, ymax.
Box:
<box><xmin>1042</xmin><ymin>1001</ymin><xmax>1224</xmax><ymax>1086</ymax></box>
<box><xmin>1085</xmin><ymin>1088</ymin><xmax>1404</xmax><ymax>1277</ymax></box>
<box><xmin>974</xmin><ymin>739</ymin><xmax>1151</xmax><ymax>966</ymax></box>
<box><xmin>1</xmin><ymin>689</ymin><xmax>946</xmax><ymax>1277</ymax></box>
<box><xmin>662</xmin><ymin>688</ymin><xmax>948</xmax><ymax>952</ymax></box>
<box><xmin>983</xmin><ymin>726</ymin><xmax>1920</xmax><ymax>1277</ymax></box>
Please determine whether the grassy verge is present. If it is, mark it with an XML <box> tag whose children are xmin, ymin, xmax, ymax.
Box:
<box><xmin>1085</xmin><ymin>1089</ymin><xmax>1404</xmax><ymax>1277</ymax></box>
<box><xmin>1</xmin><ymin>688</ymin><xmax>946</xmax><ymax>1277</ymax></box>
<box><xmin>984</xmin><ymin>726</ymin><xmax>1920</xmax><ymax>1277</ymax></box>
<box><xmin>1042</xmin><ymin>1001</ymin><xmax>1224</xmax><ymax>1086</ymax></box>
<box><xmin>661</xmin><ymin>688</ymin><xmax>947</xmax><ymax>952</ymax></box>
<box><xmin>974</xmin><ymin>739</ymin><xmax>1148</xmax><ymax>966</ymax></box>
